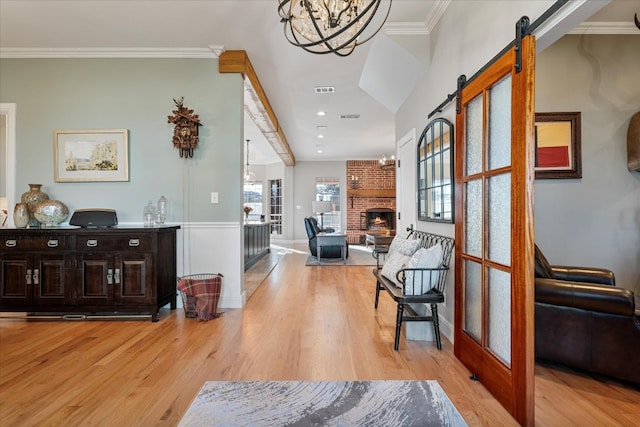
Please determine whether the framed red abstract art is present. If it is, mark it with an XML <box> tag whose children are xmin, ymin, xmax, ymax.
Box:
<box><xmin>535</xmin><ymin>112</ymin><xmax>581</xmax><ymax>179</ymax></box>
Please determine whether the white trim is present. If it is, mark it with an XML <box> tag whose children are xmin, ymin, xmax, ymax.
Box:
<box><xmin>0</xmin><ymin>46</ymin><xmax>225</xmax><ymax>59</ymax></box>
<box><xmin>533</xmin><ymin>0</ymin><xmax>613</xmax><ymax>52</ymax></box>
<box><xmin>568</xmin><ymin>21</ymin><xmax>640</xmax><ymax>35</ymax></box>
<box><xmin>0</xmin><ymin>103</ymin><xmax>16</xmax><ymax>228</ymax></box>
<box><xmin>383</xmin><ymin>22</ymin><xmax>429</xmax><ymax>36</ymax></box>
<box><xmin>382</xmin><ymin>0</ymin><xmax>450</xmax><ymax>36</ymax></box>
<box><xmin>424</xmin><ymin>0</ymin><xmax>451</xmax><ymax>34</ymax></box>
<box><xmin>179</xmin><ymin>221</ymin><xmax>241</xmax><ymax>229</ymax></box>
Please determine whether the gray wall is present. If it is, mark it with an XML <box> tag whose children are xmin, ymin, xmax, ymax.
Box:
<box><xmin>0</xmin><ymin>58</ymin><xmax>244</xmax><ymax>224</ymax></box>
<box><xmin>396</xmin><ymin>0</ymin><xmax>555</xmax><ymax>327</ymax></box>
<box><xmin>292</xmin><ymin>161</ymin><xmax>347</xmax><ymax>240</ymax></box>
<box><xmin>395</xmin><ymin>2</ymin><xmax>640</xmax><ymax>335</ymax></box>
<box><xmin>535</xmin><ymin>34</ymin><xmax>640</xmax><ymax>293</ymax></box>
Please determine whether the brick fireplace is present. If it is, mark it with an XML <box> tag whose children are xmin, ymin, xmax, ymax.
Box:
<box><xmin>363</xmin><ymin>208</ymin><xmax>395</xmax><ymax>231</ymax></box>
<box><xmin>346</xmin><ymin>160</ymin><xmax>396</xmax><ymax>244</ymax></box>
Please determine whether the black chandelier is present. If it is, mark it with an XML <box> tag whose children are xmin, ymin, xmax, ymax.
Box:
<box><xmin>278</xmin><ymin>0</ymin><xmax>392</xmax><ymax>57</ymax></box>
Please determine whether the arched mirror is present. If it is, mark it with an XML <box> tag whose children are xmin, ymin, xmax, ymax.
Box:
<box><xmin>417</xmin><ymin>118</ymin><xmax>454</xmax><ymax>222</ymax></box>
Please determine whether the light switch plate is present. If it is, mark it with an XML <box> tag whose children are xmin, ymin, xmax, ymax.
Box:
<box><xmin>211</xmin><ymin>192</ymin><xmax>219</xmax><ymax>204</ymax></box>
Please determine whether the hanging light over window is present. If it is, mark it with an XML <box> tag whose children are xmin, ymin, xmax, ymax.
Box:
<box><xmin>379</xmin><ymin>154</ymin><xmax>395</xmax><ymax>170</ymax></box>
<box><xmin>277</xmin><ymin>0</ymin><xmax>393</xmax><ymax>57</ymax></box>
<box><xmin>244</xmin><ymin>139</ymin><xmax>256</xmax><ymax>183</ymax></box>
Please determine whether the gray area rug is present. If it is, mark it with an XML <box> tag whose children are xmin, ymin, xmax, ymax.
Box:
<box><xmin>305</xmin><ymin>245</ymin><xmax>377</xmax><ymax>266</ymax></box>
<box><xmin>178</xmin><ymin>380</ymin><xmax>467</xmax><ymax>427</ymax></box>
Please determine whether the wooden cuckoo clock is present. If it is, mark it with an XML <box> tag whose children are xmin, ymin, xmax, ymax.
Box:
<box><xmin>167</xmin><ymin>97</ymin><xmax>202</xmax><ymax>158</ymax></box>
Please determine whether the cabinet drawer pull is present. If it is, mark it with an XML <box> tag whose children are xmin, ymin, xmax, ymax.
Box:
<box><xmin>5</xmin><ymin>240</ymin><xmax>17</xmax><ymax>247</ymax></box>
<box><xmin>47</xmin><ymin>240</ymin><xmax>59</xmax><ymax>248</ymax></box>
<box><xmin>86</xmin><ymin>239</ymin><xmax>98</xmax><ymax>247</ymax></box>
<box><xmin>129</xmin><ymin>239</ymin><xmax>140</xmax><ymax>247</ymax></box>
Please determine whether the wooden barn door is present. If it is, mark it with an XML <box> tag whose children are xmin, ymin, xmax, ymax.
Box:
<box><xmin>454</xmin><ymin>34</ymin><xmax>536</xmax><ymax>426</ymax></box>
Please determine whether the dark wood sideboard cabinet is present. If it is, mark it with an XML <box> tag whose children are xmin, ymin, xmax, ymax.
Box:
<box><xmin>0</xmin><ymin>226</ymin><xmax>180</xmax><ymax>321</ymax></box>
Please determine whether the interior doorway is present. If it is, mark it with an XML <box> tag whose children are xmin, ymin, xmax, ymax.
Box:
<box><xmin>0</xmin><ymin>103</ymin><xmax>16</xmax><ymax>228</ymax></box>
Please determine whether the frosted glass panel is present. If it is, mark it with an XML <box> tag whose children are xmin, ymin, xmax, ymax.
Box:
<box><xmin>464</xmin><ymin>179</ymin><xmax>482</xmax><ymax>258</ymax></box>
<box><xmin>488</xmin><ymin>173</ymin><xmax>511</xmax><ymax>266</ymax></box>
<box><xmin>464</xmin><ymin>260</ymin><xmax>482</xmax><ymax>342</ymax></box>
<box><xmin>465</xmin><ymin>95</ymin><xmax>483</xmax><ymax>175</ymax></box>
<box><xmin>488</xmin><ymin>267</ymin><xmax>511</xmax><ymax>366</ymax></box>
<box><xmin>488</xmin><ymin>75</ymin><xmax>512</xmax><ymax>170</ymax></box>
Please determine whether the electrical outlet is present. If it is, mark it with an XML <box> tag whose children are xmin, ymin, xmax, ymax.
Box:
<box><xmin>210</xmin><ymin>192</ymin><xmax>219</xmax><ymax>204</ymax></box>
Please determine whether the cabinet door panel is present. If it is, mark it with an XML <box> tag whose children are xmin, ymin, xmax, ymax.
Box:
<box><xmin>115</xmin><ymin>254</ymin><xmax>152</xmax><ymax>304</ymax></box>
<box><xmin>77</xmin><ymin>256</ymin><xmax>113</xmax><ymax>305</ymax></box>
<box><xmin>33</xmin><ymin>255</ymin><xmax>70</xmax><ymax>304</ymax></box>
<box><xmin>0</xmin><ymin>256</ymin><xmax>32</xmax><ymax>305</ymax></box>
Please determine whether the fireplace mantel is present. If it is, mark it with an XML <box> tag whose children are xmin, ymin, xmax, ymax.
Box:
<box><xmin>347</xmin><ymin>189</ymin><xmax>395</xmax><ymax>198</ymax></box>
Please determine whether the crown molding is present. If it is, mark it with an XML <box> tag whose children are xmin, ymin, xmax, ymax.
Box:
<box><xmin>0</xmin><ymin>46</ymin><xmax>225</xmax><ymax>59</ymax></box>
<box><xmin>382</xmin><ymin>0</ymin><xmax>450</xmax><ymax>36</ymax></box>
<box><xmin>568</xmin><ymin>22</ymin><xmax>640</xmax><ymax>35</ymax></box>
<box><xmin>424</xmin><ymin>0</ymin><xmax>451</xmax><ymax>34</ymax></box>
<box><xmin>382</xmin><ymin>22</ymin><xmax>429</xmax><ymax>36</ymax></box>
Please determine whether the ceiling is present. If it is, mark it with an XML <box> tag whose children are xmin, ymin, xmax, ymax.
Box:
<box><xmin>1</xmin><ymin>1</ymin><xmax>636</xmax><ymax>166</ymax></box>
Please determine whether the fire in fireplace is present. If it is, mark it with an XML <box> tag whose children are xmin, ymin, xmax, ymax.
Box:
<box><xmin>361</xmin><ymin>208</ymin><xmax>395</xmax><ymax>231</ymax></box>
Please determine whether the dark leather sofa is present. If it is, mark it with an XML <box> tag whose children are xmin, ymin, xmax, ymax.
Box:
<box><xmin>534</xmin><ymin>245</ymin><xmax>640</xmax><ymax>384</ymax></box>
<box><xmin>304</xmin><ymin>216</ymin><xmax>348</xmax><ymax>259</ymax></box>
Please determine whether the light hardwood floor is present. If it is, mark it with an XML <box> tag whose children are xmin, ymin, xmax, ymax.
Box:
<box><xmin>1</xmin><ymin>246</ymin><xmax>638</xmax><ymax>426</ymax></box>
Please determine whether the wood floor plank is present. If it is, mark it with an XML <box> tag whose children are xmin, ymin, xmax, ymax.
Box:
<box><xmin>1</xmin><ymin>245</ymin><xmax>638</xmax><ymax>426</ymax></box>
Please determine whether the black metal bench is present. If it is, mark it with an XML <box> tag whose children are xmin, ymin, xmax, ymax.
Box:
<box><xmin>373</xmin><ymin>226</ymin><xmax>455</xmax><ymax>350</ymax></box>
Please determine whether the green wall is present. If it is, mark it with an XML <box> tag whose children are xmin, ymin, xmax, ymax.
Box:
<box><xmin>0</xmin><ymin>58</ymin><xmax>243</xmax><ymax>223</ymax></box>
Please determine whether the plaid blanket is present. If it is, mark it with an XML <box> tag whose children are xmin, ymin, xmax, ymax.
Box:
<box><xmin>177</xmin><ymin>276</ymin><xmax>223</xmax><ymax>321</ymax></box>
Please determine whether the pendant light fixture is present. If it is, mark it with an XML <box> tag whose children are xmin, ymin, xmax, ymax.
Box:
<box><xmin>277</xmin><ymin>0</ymin><xmax>393</xmax><ymax>57</ymax></box>
<box><xmin>244</xmin><ymin>139</ymin><xmax>256</xmax><ymax>183</ymax></box>
<box><xmin>379</xmin><ymin>154</ymin><xmax>395</xmax><ymax>170</ymax></box>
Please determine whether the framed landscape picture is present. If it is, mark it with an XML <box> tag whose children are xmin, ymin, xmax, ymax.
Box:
<box><xmin>54</xmin><ymin>129</ymin><xmax>129</xmax><ymax>182</ymax></box>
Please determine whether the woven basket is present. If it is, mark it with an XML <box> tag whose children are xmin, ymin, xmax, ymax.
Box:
<box><xmin>177</xmin><ymin>273</ymin><xmax>221</xmax><ymax>319</ymax></box>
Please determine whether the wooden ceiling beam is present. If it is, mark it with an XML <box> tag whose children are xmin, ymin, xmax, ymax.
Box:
<box><xmin>219</xmin><ymin>50</ymin><xmax>296</xmax><ymax>166</ymax></box>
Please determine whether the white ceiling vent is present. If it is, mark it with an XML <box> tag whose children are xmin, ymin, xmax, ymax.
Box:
<box><xmin>314</xmin><ymin>86</ymin><xmax>335</xmax><ymax>94</ymax></box>
<box><xmin>340</xmin><ymin>114</ymin><xmax>360</xmax><ymax>119</ymax></box>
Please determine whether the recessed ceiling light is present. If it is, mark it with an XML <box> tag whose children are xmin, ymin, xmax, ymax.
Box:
<box><xmin>317</xmin><ymin>134</ymin><xmax>324</xmax><ymax>139</ymax></box>
<box><xmin>316</xmin><ymin>144</ymin><xmax>324</xmax><ymax>154</ymax></box>
<box><xmin>314</xmin><ymin>86</ymin><xmax>335</xmax><ymax>94</ymax></box>
<box><xmin>317</xmin><ymin>111</ymin><xmax>326</xmax><ymax>116</ymax></box>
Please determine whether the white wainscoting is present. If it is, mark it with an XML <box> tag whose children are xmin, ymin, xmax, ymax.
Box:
<box><xmin>176</xmin><ymin>222</ymin><xmax>245</xmax><ymax>309</ymax></box>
